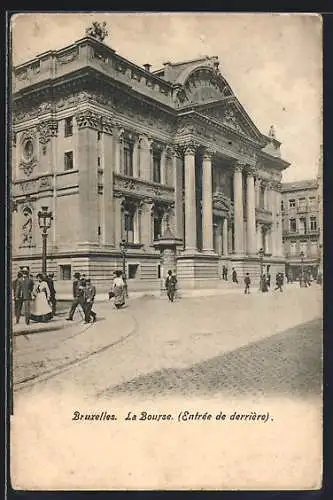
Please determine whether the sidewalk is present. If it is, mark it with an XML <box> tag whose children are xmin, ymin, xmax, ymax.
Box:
<box><xmin>54</xmin><ymin>281</ymin><xmax>305</xmax><ymax>302</ymax></box>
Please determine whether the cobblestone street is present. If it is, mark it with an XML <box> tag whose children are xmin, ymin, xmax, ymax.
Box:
<box><xmin>12</xmin><ymin>284</ymin><xmax>322</xmax><ymax>403</ymax></box>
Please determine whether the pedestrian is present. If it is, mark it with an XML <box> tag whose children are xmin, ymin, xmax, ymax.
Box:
<box><xmin>15</xmin><ymin>267</ymin><xmax>34</xmax><ymax>325</ymax></box>
<box><xmin>261</xmin><ymin>273</ymin><xmax>269</xmax><ymax>292</ymax></box>
<box><xmin>274</xmin><ymin>273</ymin><xmax>283</xmax><ymax>292</ymax></box>
<box><xmin>222</xmin><ymin>265</ymin><xmax>227</xmax><ymax>280</ymax></box>
<box><xmin>66</xmin><ymin>272</ymin><xmax>85</xmax><ymax>321</ymax></box>
<box><xmin>266</xmin><ymin>266</ymin><xmax>271</xmax><ymax>288</ymax></box>
<box><xmin>12</xmin><ymin>271</ymin><xmax>23</xmax><ymax>324</ymax></box>
<box><xmin>112</xmin><ymin>270</ymin><xmax>126</xmax><ymax>309</ymax></box>
<box><xmin>47</xmin><ymin>272</ymin><xmax>56</xmax><ymax>316</ymax></box>
<box><xmin>165</xmin><ymin>269</ymin><xmax>177</xmax><ymax>302</ymax></box>
<box><xmin>232</xmin><ymin>268</ymin><xmax>238</xmax><ymax>284</ymax></box>
<box><xmin>122</xmin><ymin>272</ymin><xmax>129</xmax><ymax>298</ymax></box>
<box><xmin>244</xmin><ymin>273</ymin><xmax>251</xmax><ymax>294</ymax></box>
<box><xmin>30</xmin><ymin>273</ymin><xmax>53</xmax><ymax>322</ymax></box>
<box><xmin>84</xmin><ymin>278</ymin><xmax>97</xmax><ymax>323</ymax></box>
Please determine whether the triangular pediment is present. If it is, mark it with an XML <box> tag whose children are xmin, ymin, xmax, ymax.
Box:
<box><xmin>198</xmin><ymin>99</ymin><xmax>264</xmax><ymax>144</ymax></box>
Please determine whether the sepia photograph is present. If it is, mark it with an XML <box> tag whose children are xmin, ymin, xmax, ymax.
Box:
<box><xmin>9</xmin><ymin>12</ymin><xmax>323</xmax><ymax>490</ymax></box>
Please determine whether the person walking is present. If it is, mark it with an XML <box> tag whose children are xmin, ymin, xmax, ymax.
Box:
<box><xmin>112</xmin><ymin>270</ymin><xmax>126</xmax><ymax>309</ymax></box>
<box><xmin>47</xmin><ymin>272</ymin><xmax>56</xmax><ymax>316</ymax></box>
<box><xmin>66</xmin><ymin>272</ymin><xmax>85</xmax><ymax>321</ymax></box>
<box><xmin>244</xmin><ymin>273</ymin><xmax>251</xmax><ymax>294</ymax></box>
<box><xmin>12</xmin><ymin>271</ymin><xmax>23</xmax><ymax>324</ymax></box>
<box><xmin>261</xmin><ymin>273</ymin><xmax>269</xmax><ymax>292</ymax></box>
<box><xmin>30</xmin><ymin>273</ymin><xmax>53</xmax><ymax>322</ymax></box>
<box><xmin>16</xmin><ymin>268</ymin><xmax>34</xmax><ymax>325</ymax></box>
<box><xmin>274</xmin><ymin>273</ymin><xmax>284</xmax><ymax>292</ymax></box>
<box><xmin>165</xmin><ymin>269</ymin><xmax>177</xmax><ymax>302</ymax></box>
<box><xmin>84</xmin><ymin>278</ymin><xmax>97</xmax><ymax>323</ymax></box>
<box><xmin>222</xmin><ymin>265</ymin><xmax>227</xmax><ymax>280</ymax></box>
<box><xmin>232</xmin><ymin>268</ymin><xmax>238</xmax><ymax>284</ymax></box>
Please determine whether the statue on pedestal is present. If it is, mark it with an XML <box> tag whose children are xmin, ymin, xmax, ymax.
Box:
<box><xmin>85</xmin><ymin>21</ymin><xmax>109</xmax><ymax>42</ymax></box>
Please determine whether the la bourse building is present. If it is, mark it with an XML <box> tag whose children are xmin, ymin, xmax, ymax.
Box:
<box><xmin>12</xmin><ymin>34</ymin><xmax>290</xmax><ymax>292</ymax></box>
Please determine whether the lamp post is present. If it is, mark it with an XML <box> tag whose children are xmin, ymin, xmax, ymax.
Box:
<box><xmin>119</xmin><ymin>239</ymin><xmax>128</xmax><ymax>297</ymax></box>
<box><xmin>299</xmin><ymin>250</ymin><xmax>306</xmax><ymax>287</ymax></box>
<box><xmin>37</xmin><ymin>206</ymin><xmax>53</xmax><ymax>275</ymax></box>
<box><xmin>258</xmin><ymin>247</ymin><xmax>264</xmax><ymax>291</ymax></box>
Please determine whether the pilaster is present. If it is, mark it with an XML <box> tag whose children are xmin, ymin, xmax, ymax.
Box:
<box><xmin>201</xmin><ymin>148</ymin><xmax>215</xmax><ymax>254</ymax></box>
<box><xmin>75</xmin><ymin>110</ymin><xmax>100</xmax><ymax>247</ymax></box>
<box><xmin>183</xmin><ymin>141</ymin><xmax>198</xmax><ymax>253</ymax></box>
<box><xmin>246</xmin><ymin>166</ymin><xmax>257</xmax><ymax>255</ymax></box>
<box><xmin>233</xmin><ymin>161</ymin><xmax>245</xmax><ymax>255</ymax></box>
<box><xmin>101</xmin><ymin>122</ymin><xmax>114</xmax><ymax>247</ymax></box>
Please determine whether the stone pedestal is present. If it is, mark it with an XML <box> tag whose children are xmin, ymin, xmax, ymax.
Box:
<box><xmin>176</xmin><ymin>253</ymin><xmax>219</xmax><ymax>289</ymax></box>
<box><xmin>153</xmin><ymin>227</ymin><xmax>183</xmax><ymax>295</ymax></box>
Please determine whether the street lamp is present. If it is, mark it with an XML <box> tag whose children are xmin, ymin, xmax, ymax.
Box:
<box><xmin>119</xmin><ymin>239</ymin><xmax>128</xmax><ymax>297</ymax></box>
<box><xmin>37</xmin><ymin>206</ymin><xmax>53</xmax><ymax>275</ymax></box>
<box><xmin>258</xmin><ymin>247</ymin><xmax>264</xmax><ymax>291</ymax></box>
<box><xmin>299</xmin><ymin>250</ymin><xmax>306</xmax><ymax>287</ymax></box>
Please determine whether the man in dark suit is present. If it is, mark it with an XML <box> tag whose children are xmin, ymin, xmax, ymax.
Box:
<box><xmin>47</xmin><ymin>272</ymin><xmax>56</xmax><ymax>316</ymax></box>
<box><xmin>84</xmin><ymin>278</ymin><xmax>97</xmax><ymax>323</ymax></box>
<box><xmin>12</xmin><ymin>271</ymin><xmax>23</xmax><ymax>324</ymax></box>
<box><xmin>66</xmin><ymin>272</ymin><xmax>85</xmax><ymax>321</ymax></box>
<box><xmin>16</xmin><ymin>268</ymin><xmax>34</xmax><ymax>325</ymax></box>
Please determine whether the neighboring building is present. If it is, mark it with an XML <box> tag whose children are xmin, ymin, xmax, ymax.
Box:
<box><xmin>281</xmin><ymin>179</ymin><xmax>320</xmax><ymax>281</ymax></box>
<box><xmin>11</xmin><ymin>32</ymin><xmax>290</xmax><ymax>292</ymax></box>
<box><xmin>317</xmin><ymin>145</ymin><xmax>323</xmax><ymax>277</ymax></box>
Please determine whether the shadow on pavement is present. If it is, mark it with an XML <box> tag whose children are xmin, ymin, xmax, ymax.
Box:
<box><xmin>103</xmin><ymin>318</ymin><xmax>322</xmax><ymax>399</ymax></box>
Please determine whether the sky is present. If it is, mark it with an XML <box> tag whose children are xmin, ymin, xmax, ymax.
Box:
<box><xmin>11</xmin><ymin>12</ymin><xmax>322</xmax><ymax>182</ymax></box>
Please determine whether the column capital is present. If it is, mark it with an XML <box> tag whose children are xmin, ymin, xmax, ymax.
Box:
<box><xmin>234</xmin><ymin>160</ymin><xmax>246</xmax><ymax>173</ymax></box>
<box><xmin>183</xmin><ymin>140</ymin><xmax>200</xmax><ymax>155</ymax></box>
<box><xmin>100</xmin><ymin>115</ymin><xmax>114</xmax><ymax>135</ymax></box>
<box><xmin>75</xmin><ymin>109</ymin><xmax>101</xmax><ymax>130</ymax></box>
<box><xmin>245</xmin><ymin>165</ymin><xmax>257</xmax><ymax>177</ymax></box>
<box><xmin>203</xmin><ymin>147</ymin><xmax>216</xmax><ymax>160</ymax></box>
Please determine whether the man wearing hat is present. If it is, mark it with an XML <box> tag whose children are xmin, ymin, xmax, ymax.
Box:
<box><xmin>47</xmin><ymin>272</ymin><xmax>56</xmax><ymax>316</ymax></box>
<box><xmin>12</xmin><ymin>271</ymin><xmax>23</xmax><ymax>324</ymax></box>
<box><xmin>15</xmin><ymin>267</ymin><xmax>34</xmax><ymax>325</ymax></box>
<box><xmin>83</xmin><ymin>278</ymin><xmax>97</xmax><ymax>323</ymax></box>
<box><xmin>66</xmin><ymin>272</ymin><xmax>85</xmax><ymax>321</ymax></box>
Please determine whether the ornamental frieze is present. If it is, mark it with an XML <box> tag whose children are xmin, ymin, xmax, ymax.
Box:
<box><xmin>75</xmin><ymin>110</ymin><xmax>101</xmax><ymax>130</ymax></box>
<box><xmin>56</xmin><ymin>46</ymin><xmax>79</xmax><ymax>65</ymax></box>
<box><xmin>37</xmin><ymin>119</ymin><xmax>58</xmax><ymax>154</ymax></box>
<box><xmin>114</xmin><ymin>174</ymin><xmax>174</xmax><ymax>204</ymax></box>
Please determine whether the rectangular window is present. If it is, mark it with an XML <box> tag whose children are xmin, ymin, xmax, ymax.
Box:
<box><xmin>308</xmin><ymin>197</ymin><xmax>316</xmax><ymax>209</ymax></box>
<box><xmin>124</xmin><ymin>142</ymin><xmax>133</xmax><ymax>177</ymax></box>
<box><xmin>259</xmin><ymin>186</ymin><xmax>265</xmax><ymax>209</ymax></box>
<box><xmin>64</xmin><ymin>151</ymin><xmax>73</xmax><ymax>171</ymax></box>
<box><xmin>97</xmin><ymin>156</ymin><xmax>101</xmax><ymax>167</ymax></box>
<box><xmin>128</xmin><ymin>264</ymin><xmax>139</xmax><ymax>279</ymax></box>
<box><xmin>298</xmin><ymin>197</ymin><xmax>306</xmax><ymax>211</ymax></box>
<box><xmin>64</xmin><ymin>117</ymin><xmax>73</xmax><ymax>137</ymax></box>
<box><xmin>153</xmin><ymin>216</ymin><xmax>162</xmax><ymax>241</ymax></box>
<box><xmin>59</xmin><ymin>264</ymin><xmax>71</xmax><ymax>280</ymax></box>
<box><xmin>124</xmin><ymin>210</ymin><xmax>134</xmax><ymax>243</ymax></box>
<box><xmin>310</xmin><ymin>217</ymin><xmax>317</xmax><ymax>231</ymax></box>
<box><xmin>97</xmin><ymin>131</ymin><xmax>101</xmax><ymax>141</ymax></box>
<box><xmin>157</xmin><ymin>264</ymin><xmax>161</xmax><ymax>279</ymax></box>
<box><xmin>299</xmin><ymin>217</ymin><xmax>306</xmax><ymax>235</ymax></box>
<box><xmin>153</xmin><ymin>150</ymin><xmax>161</xmax><ymax>184</ymax></box>
<box><xmin>289</xmin><ymin>199</ymin><xmax>296</xmax><ymax>208</ymax></box>
<box><xmin>289</xmin><ymin>218</ymin><xmax>297</xmax><ymax>232</ymax></box>
<box><xmin>281</xmin><ymin>200</ymin><xmax>284</xmax><ymax>212</ymax></box>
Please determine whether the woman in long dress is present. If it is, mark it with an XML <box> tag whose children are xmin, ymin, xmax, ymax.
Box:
<box><xmin>112</xmin><ymin>270</ymin><xmax>125</xmax><ymax>309</ymax></box>
<box><xmin>30</xmin><ymin>273</ymin><xmax>53</xmax><ymax>322</ymax></box>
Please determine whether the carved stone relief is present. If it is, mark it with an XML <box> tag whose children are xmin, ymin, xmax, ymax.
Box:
<box><xmin>21</xmin><ymin>205</ymin><xmax>33</xmax><ymax>246</ymax></box>
<box><xmin>37</xmin><ymin>119</ymin><xmax>58</xmax><ymax>154</ymax></box>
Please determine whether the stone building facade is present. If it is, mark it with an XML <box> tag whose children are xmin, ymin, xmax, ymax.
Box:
<box><xmin>281</xmin><ymin>179</ymin><xmax>320</xmax><ymax>281</ymax></box>
<box><xmin>11</xmin><ymin>35</ymin><xmax>290</xmax><ymax>292</ymax></box>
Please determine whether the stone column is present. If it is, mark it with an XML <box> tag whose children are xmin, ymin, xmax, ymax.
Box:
<box><xmin>256</xmin><ymin>222</ymin><xmax>262</xmax><ymax>252</ymax></box>
<box><xmin>101</xmin><ymin>121</ymin><xmax>114</xmax><ymax>247</ymax></box>
<box><xmin>275</xmin><ymin>183</ymin><xmax>283</xmax><ymax>256</ymax></box>
<box><xmin>255</xmin><ymin>176</ymin><xmax>260</xmax><ymax>209</ymax></box>
<box><xmin>270</xmin><ymin>185</ymin><xmax>277</xmax><ymax>256</ymax></box>
<box><xmin>202</xmin><ymin>148</ymin><xmax>215</xmax><ymax>253</ymax></box>
<box><xmin>173</xmin><ymin>149</ymin><xmax>184</xmax><ymax>241</ymax></box>
<box><xmin>263</xmin><ymin>182</ymin><xmax>268</xmax><ymax>210</ymax></box>
<box><xmin>183</xmin><ymin>142</ymin><xmax>197</xmax><ymax>253</ymax></box>
<box><xmin>141</xmin><ymin>198</ymin><xmax>154</xmax><ymax>248</ymax></box>
<box><xmin>113</xmin><ymin>126</ymin><xmax>124</xmax><ymax>175</ymax></box>
<box><xmin>246</xmin><ymin>167</ymin><xmax>257</xmax><ymax>255</ymax></box>
<box><xmin>233</xmin><ymin>162</ymin><xmax>245</xmax><ymax>254</ymax></box>
<box><xmin>139</xmin><ymin>136</ymin><xmax>152</xmax><ymax>181</ymax></box>
<box><xmin>223</xmin><ymin>217</ymin><xmax>228</xmax><ymax>256</ymax></box>
<box><xmin>160</xmin><ymin>147</ymin><xmax>167</xmax><ymax>185</ymax></box>
<box><xmin>75</xmin><ymin>111</ymin><xmax>99</xmax><ymax>246</ymax></box>
<box><xmin>113</xmin><ymin>194</ymin><xmax>124</xmax><ymax>246</ymax></box>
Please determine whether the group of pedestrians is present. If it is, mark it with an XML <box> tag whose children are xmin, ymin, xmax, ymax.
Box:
<box><xmin>12</xmin><ymin>267</ymin><xmax>56</xmax><ymax>325</ymax></box>
<box><xmin>66</xmin><ymin>273</ymin><xmax>97</xmax><ymax>323</ymax></box>
<box><xmin>243</xmin><ymin>270</ymin><xmax>285</xmax><ymax>294</ymax></box>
